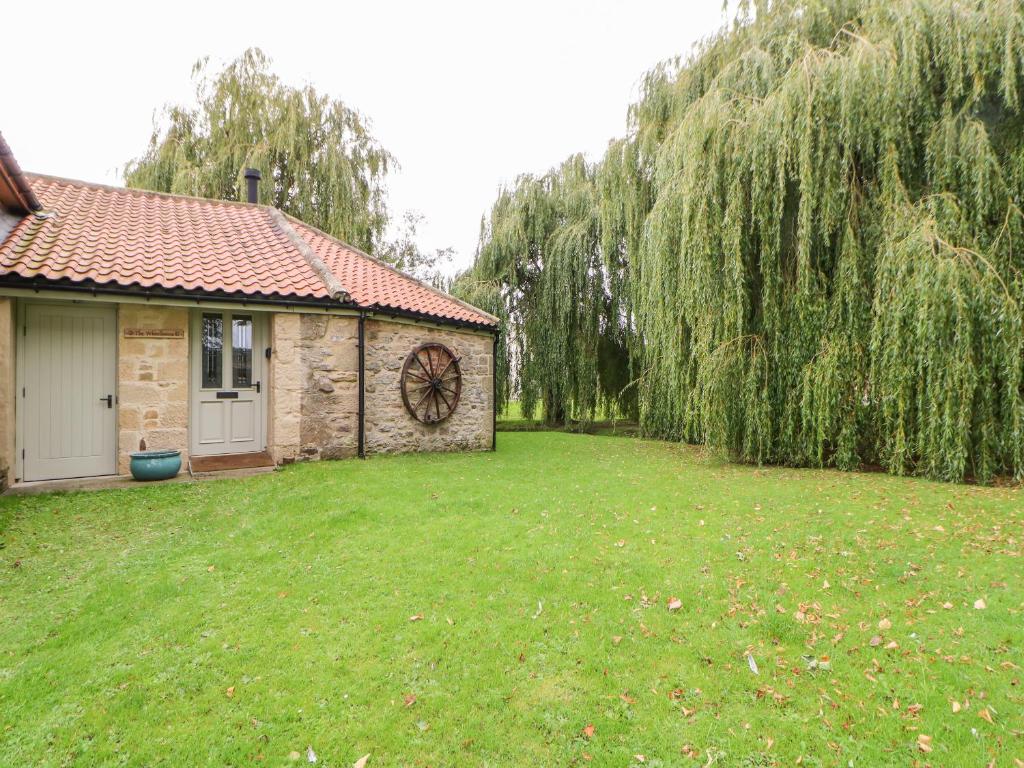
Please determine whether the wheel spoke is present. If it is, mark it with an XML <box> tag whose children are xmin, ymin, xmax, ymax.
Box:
<box><xmin>414</xmin><ymin>354</ymin><xmax>432</xmax><ymax>378</ymax></box>
<box><xmin>406</xmin><ymin>370</ymin><xmax>430</xmax><ymax>384</ymax></box>
<box><xmin>435</xmin><ymin>357</ymin><xmax>455</xmax><ymax>380</ymax></box>
<box><xmin>437</xmin><ymin>388</ymin><xmax>452</xmax><ymax>412</ymax></box>
<box><xmin>413</xmin><ymin>385</ymin><xmax>433</xmax><ymax>413</ymax></box>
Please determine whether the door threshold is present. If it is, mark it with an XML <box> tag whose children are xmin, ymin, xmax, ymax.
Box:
<box><xmin>6</xmin><ymin>473</ymin><xmax>145</xmax><ymax>495</ymax></box>
<box><xmin>188</xmin><ymin>451</ymin><xmax>275</xmax><ymax>474</ymax></box>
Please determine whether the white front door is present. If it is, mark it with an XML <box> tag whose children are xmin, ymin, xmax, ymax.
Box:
<box><xmin>190</xmin><ymin>311</ymin><xmax>267</xmax><ymax>456</ymax></box>
<box><xmin>21</xmin><ymin>302</ymin><xmax>118</xmax><ymax>481</ymax></box>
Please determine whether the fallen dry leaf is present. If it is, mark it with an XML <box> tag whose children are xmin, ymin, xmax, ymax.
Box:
<box><xmin>878</xmin><ymin>618</ymin><xmax>892</xmax><ymax>631</ymax></box>
<box><xmin>667</xmin><ymin>597</ymin><xmax>682</xmax><ymax>612</ymax></box>
<box><xmin>226</xmin><ymin>686</ymin><xmax>235</xmax><ymax>698</ymax></box>
<box><xmin>917</xmin><ymin>734</ymin><xmax>933</xmax><ymax>753</ymax></box>
<box><xmin>974</xmin><ymin>598</ymin><xmax>987</xmax><ymax>610</ymax></box>
<box><xmin>207</xmin><ymin>565</ymin><xmax>216</xmax><ymax>572</ymax></box>
<box><xmin>409</xmin><ymin>613</ymin><xmax>424</xmax><ymax>622</ymax></box>
<box><xmin>612</xmin><ymin>636</ymin><xmax>623</xmax><ymax>646</ymax></box>
<box><xmin>353</xmin><ymin>755</ymin><xmax>370</xmax><ymax>768</ymax></box>
<box><xmin>951</xmin><ymin>700</ymin><xmax>961</xmax><ymax>713</ymax></box>
<box><xmin>978</xmin><ymin>707</ymin><xmax>994</xmax><ymax>723</ymax></box>
<box><xmin>403</xmin><ymin>694</ymin><xmax>417</xmax><ymax>707</ymax></box>
<box><xmin>582</xmin><ymin>723</ymin><xmax>595</xmax><ymax>739</ymax></box>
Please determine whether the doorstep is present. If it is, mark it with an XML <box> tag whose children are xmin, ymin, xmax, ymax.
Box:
<box><xmin>188</xmin><ymin>451</ymin><xmax>275</xmax><ymax>473</ymax></box>
<box><xmin>3</xmin><ymin>464</ymin><xmax>276</xmax><ymax>496</ymax></box>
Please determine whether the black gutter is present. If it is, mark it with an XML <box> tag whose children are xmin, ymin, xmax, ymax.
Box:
<box><xmin>0</xmin><ymin>277</ymin><xmax>500</xmax><ymax>332</ymax></box>
<box><xmin>357</xmin><ymin>312</ymin><xmax>366</xmax><ymax>459</ymax></box>
<box><xmin>0</xmin><ymin>277</ymin><xmax>347</xmax><ymax>310</ymax></box>
<box><xmin>364</xmin><ymin>304</ymin><xmax>498</xmax><ymax>333</ymax></box>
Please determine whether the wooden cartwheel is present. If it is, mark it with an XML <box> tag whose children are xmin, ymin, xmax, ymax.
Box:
<box><xmin>400</xmin><ymin>342</ymin><xmax>462</xmax><ymax>424</ymax></box>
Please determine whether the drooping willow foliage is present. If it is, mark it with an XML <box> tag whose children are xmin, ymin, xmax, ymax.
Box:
<box><xmin>458</xmin><ymin>0</ymin><xmax>1024</xmax><ymax>482</ymax></box>
<box><xmin>125</xmin><ymin>48</ymin><xmax>393</xmax><ymax>253</ymax></box>
<box><xmin>455</xmin><ymin>155</ymin><xmax>634</xmax><ymax>424</ymax></box>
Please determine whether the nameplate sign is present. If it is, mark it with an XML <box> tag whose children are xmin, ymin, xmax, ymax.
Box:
<box><xmin>123</xmin><ymin>328</ymin><xmax>185</xmax><ymax>339</ymax></box>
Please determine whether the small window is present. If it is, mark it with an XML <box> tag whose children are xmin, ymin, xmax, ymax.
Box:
<box><xmin>232</xmin><ymin>316</ymin><xmax>253</xmax><ymax>388</ymax></box>
<box><xmin>201</xmin><ymin>314</ymin><xmax>223</xmax><ymax>389</ymax></box>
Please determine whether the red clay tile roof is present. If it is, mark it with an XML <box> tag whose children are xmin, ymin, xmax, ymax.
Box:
<box><xmin>290</xmin><ymin>217</ymin><xmax>496</xmax><ymax>327</ymax></box>
<box><xmin>0</xmin><ymin>174</ymin><xmax>497</xmax><ymax>328</ymax></box>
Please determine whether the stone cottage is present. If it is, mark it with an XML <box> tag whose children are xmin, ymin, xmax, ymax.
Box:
<box><xmin>0</xmin><ymin>134</ymin><xmax>497</xmax><ymax>488</ymax></box>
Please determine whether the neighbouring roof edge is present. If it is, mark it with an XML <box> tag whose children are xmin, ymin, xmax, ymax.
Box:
<box><xmin>0</xmin><ymin>134</ymin><xmax>41</xmax><ymax>213</ymax></box>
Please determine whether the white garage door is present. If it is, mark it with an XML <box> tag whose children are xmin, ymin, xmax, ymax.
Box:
<box><xmin>21</xmin><ymin>303</ymin><xmax>118</xmax><ymax>481</ymax></box>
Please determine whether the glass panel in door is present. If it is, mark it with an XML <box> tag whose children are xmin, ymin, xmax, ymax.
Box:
<box><xmin>232</xmin><ymin>315</ymin><xmax>253</xmax><ymax>388</ymax></box>
<box><xmin>201</xmin><ymin>313</ymin><xmax>223</xmax><ymax>389</ymax></box>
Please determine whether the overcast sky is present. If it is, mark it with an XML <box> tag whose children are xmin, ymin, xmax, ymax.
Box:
<box><xmin>3</xmin><ymin>0</ymin><xmax>727</xmax><ymax>273</ymax></box>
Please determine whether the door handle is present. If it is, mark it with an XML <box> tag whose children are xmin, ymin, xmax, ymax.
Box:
<box><xmin>100</xmin><ymin>394</ymin><xmax>113</xmax><ymax>409</ymax></box>
<box><xmin>256</xmin><ymin>381</ymin><xmax>261</xmax><ymax>394</ymax></box>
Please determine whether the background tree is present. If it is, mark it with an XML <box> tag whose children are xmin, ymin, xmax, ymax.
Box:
<box><xmin>462</xmin><ymin>0</ymin><xmax>1024</xmax><ymax>483</ymax></box>
<box><xmin>125</xmin><ymin>48</ymin><xmax>393</xmax><ymax>254</ymax></box>
<box><xmin>456</xmin><ymin>155</ymin><xmax>635</xmax><ymax>426</ymax></box>
<box><xmin>376</xmin><ymin>211</ymin><xmax>455</xmax><ymax>287</ymax></box>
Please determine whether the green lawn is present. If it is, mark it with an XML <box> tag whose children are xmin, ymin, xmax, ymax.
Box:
<box><xmin>1</xmin><ymin>433</ymin><xmax>1021</xmax><ymax>766</ymax></box>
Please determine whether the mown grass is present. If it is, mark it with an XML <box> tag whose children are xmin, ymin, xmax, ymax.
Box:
<box><xmin>497</xmin><ymin>402</ymin><xmax>638</xmax><ymax>436</ymax></box>
<box><xmin>0</xmin><ymin>433</ymin><xmax>1021</xmax><ymax>766</ymax></box>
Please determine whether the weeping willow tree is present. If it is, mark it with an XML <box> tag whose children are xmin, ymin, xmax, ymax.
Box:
<box><xmin>124</xmin><ymin>48</ymin><xmax>392</xmax><ymax>253</ymax></box>
<box><xmin>466</xmin><ymin>0</ymin><xmax>1024</xmax><ymax>482</ymax></box>
<box><xmin>457</xmin><ymin>155</ymin><xmax>635</xmax><ymax>424</ymax></box>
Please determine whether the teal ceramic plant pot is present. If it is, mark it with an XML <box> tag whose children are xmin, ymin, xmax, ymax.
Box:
<box><xmin>129</xmin><ymin>449</ymin><xmax>182</xmax><ymax>481</ymax></box>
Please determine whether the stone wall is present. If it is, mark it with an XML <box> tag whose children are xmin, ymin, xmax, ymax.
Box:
<box><xmin>267</xmin><ymin>312</ymin><xmax>494</xmax><ymax>464</ymax></box>
<box><xmin>117</xmin><ymin>305</ymin><xmax>189</xmax><ymax>473</ymax></box>
<box><xmin>0</xmin><ymin>298</ymin><xmax>13</xmax><ymax>489</ymax></box>
<box><xmin>268</xmin><ymin>314</ymin><xmax>302</xmax><ymax>464</ymax></box>
<box><xmin>297</xmin><ymin>315</ymin><xmax>360</xmax><ymax>459</ymax></box>
<box><xmin>364</xmin><ymin>319</ymin><xmax>493</xmax><ymax>454</ymax></box>
<box><xmin>269</xmin><ymin>313</ymin><xmax>360</xmax><ymax>463</ymax></box>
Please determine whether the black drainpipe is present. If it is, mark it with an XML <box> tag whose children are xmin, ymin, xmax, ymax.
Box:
<box><xmin>358</xmin><ymin>313</ymin><xmax>366</xmax><ymax>459</ymax></box>
<box><xmin>492</xmin><ymin>330</ymin><xmax>499</xmax><ymax>451</ymax></box>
